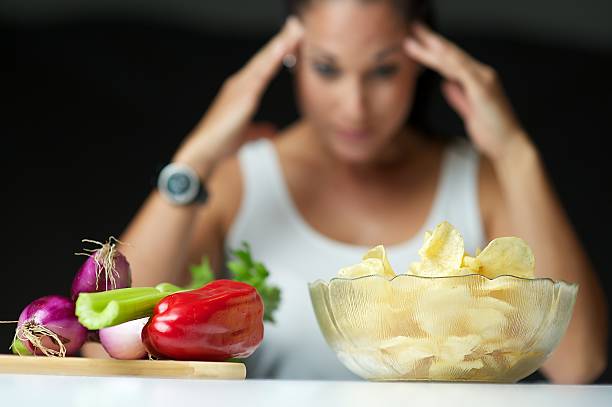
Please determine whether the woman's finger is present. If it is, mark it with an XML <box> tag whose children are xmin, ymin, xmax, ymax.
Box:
<box><xmin>239</xmin><ymin>16</ymin><xmax>303</xmax><ymax>90</ymax></box>
<box><xmin>412</xmin><ymin>23</ymin><xmax>482</xmax><ymax>72</ymax></box>
<box><xmin>404</xmin><ymin>38</ymin><xmax>477</xmax><ymax>91</ymax></box>
<box><xmin>441</xmin><ymin>81</ymin><xmax>472</xmax><ymax>118</ymax></box>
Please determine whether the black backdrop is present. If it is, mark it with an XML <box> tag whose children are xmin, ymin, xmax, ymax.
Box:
<box><xmin>5</xmin><ymin>19</ymin><xmax>612</xmax><ymax>382</ymax></box>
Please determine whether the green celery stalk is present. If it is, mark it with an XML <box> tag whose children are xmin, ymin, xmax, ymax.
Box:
<box><xmin>10</xmin><ymin>336</ymin><xmax>31</xmax><ymax>356</ymax></box>
<box><xmin>75</xmin><ymin>283</ymin><xmax>183</xmax><ymax>330</ymax></box>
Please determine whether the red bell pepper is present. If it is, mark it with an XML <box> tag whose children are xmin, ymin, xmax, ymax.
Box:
<box><xmin>141</xmin><ymin>280</ymin><xmax>264</xmax><ymax>361</ymax></box>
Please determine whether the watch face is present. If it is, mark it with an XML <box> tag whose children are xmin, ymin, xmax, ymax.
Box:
<box><xmin>158</xmin><ymin>163</ymin><xmax>200</xmax><ymax>205</ymax></box>
<box><xmin>167</xmin><ymin>173</ymin><xmax>191</xmax><ymax>195</ymax></box>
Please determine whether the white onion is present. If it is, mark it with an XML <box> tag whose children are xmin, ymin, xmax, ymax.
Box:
<box><xmin>99</xmin><ymin>317</ymin><xmax>149</xmax><ymax>359</ymax></box>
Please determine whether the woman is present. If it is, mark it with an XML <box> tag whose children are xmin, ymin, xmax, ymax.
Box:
<box><xmin>93</xmin><ymin>0</ymin><xmax>607</xmax><ymax>382</ymax></box>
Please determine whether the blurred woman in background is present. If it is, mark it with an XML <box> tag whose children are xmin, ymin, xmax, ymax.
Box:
<box><xmin>88</xmin><ymin>0</ymin><xmax>606</xmax><ymax>382</ymax></box>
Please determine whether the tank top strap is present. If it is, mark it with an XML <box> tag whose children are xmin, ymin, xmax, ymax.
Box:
<box><xmin>227</xmin><ymin>138</ymin><xmax>292</xmax><ymax>249</ymax></box>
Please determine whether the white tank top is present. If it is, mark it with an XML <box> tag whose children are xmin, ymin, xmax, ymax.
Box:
<box><xmin>226</xmin><ymin>137</ymin><xmax>486</xmax><ymax>380</ymax></box>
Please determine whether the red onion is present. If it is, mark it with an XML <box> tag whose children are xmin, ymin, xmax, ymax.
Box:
<box><xmin>99</xmin><ymin>317</ymin><xmax>149</xmax><ymax>359</ymax></box>
<box><xmin>16</xmin><ymin>295</ymin><xmax>88</xmax><ymax>356</ymax></box>
<box><xmin>71</xmin><ymin>238</ymin><xmax>132</xmax><ymax>301</ymax></box>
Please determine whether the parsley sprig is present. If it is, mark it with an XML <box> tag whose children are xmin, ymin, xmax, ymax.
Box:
<box><xmin>188</xmin><ymin>242</ymin><xmax>281</xmax><ymax>323</ymax></box>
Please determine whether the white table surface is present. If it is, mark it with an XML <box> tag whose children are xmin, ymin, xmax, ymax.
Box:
<box><xmin>1</xmin><ymin>374</ymin><xmax>611</xmax><ymax>406</ymax></box>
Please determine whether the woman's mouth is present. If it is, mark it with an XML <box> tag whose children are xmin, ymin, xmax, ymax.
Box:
<box><xmin>336</xmin><ymin>129</ymin><xmax>370</xmax><ymax>142</ymax></box>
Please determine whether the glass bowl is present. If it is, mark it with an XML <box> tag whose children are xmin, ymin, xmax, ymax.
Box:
<box><xmin>309</xmin><ymin>274</ymin><xmax>578</xmax><ymax>383</ymax></box>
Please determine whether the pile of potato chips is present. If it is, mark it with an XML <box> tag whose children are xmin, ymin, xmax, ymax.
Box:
<box><xmin>338</xmin><ymin>221</ymin><xmax>536</xmax><ymax>280</ymax></box>
<box><xmin>330</xmin><ymin>221</ymin><xmax>552</xmax><ymax>381</ymax></box>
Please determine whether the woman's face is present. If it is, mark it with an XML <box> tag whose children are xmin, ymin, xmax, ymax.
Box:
<box><xmin>295</xmin><ymin>0</ymin><xmax>420</xmax><ymax>163</ymax></box>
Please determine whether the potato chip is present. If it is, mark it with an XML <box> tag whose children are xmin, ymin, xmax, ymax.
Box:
<box><xmin>477</xmin><ymin>237</ymin><xmax>535</xmax><ymax>279</ymax></box>
<box><xmin>439</xmin><ymin>335</ymin><xmax>482</xmax><ymax>363</ymax></box>
<box><xmin>481</xmin><ymin>275</ymin><xmax>522</xmax><ymax>292</ymax></box>
<box><xmin>409</xmin><ymin>222</ymin><xmax>465</xmax><ymax>276</ymax></box>
<box><xmin>429</xmin><ymin>359</ymin><xmax>484</xmax><ymax>378</ymax></box>
<box><xmin>337</xmin><ymin>258</ymin><xmax>388</xmax><ymax>279</ymax></box>
<box><xmin>427</xmin><ymin>335</ymin><xmax>485</xmax><ymax>378</ymax></box>
<box><xmin>464</xmin><ymin>307</ymin><xmax>508</xmax><ymax>340</ymax></box>
<box><xmin>362</xmin><ymin>245</ymin><xmax>396</xmax><ymax>279</ymax></box>
<box><xmin>379</xmin><ymin>336</ymin><xmax>435</xmax><ymax>372</ymax></box>
<box><xmin>416</xmin><ymin>282</ymin><xmax>474</xmax><ymax>336</ymax></box>
<box><xmin>461</xmin><ymin>255</ymin><xmax>481</xmax><ymax>274</ymax></box>
<box><xmin>378</xmin><ymin>334</ymin><xmax>484</xmax><ymax>377</ymax></box>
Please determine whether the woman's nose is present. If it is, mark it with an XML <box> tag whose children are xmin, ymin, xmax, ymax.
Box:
<box><xmin>339</xmin><ymin>78</ymin><xmax>367</xmax><ymax>126</ymax></box>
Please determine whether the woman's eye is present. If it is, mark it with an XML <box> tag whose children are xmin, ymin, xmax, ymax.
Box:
<box><xmin>371</xmin><ymin>65</ymin><xmax>399</xmax><ymax>78</ymax></box>
<box><xmin>313</xmin><ymin>63</ymin><xmax>339</xmax><ymax>78</ymax></box>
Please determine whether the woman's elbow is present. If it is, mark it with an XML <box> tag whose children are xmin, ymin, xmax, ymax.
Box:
<box><xmin>547</xmin><ymin>352</ymin><xmax>607</xmax><ymax>384</ymax></box>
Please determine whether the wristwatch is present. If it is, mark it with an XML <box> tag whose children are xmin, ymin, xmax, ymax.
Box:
<box><xmin>157</xmin><ymin>162</ymin><xmax>208</xmax><ymax>205</ymax></box>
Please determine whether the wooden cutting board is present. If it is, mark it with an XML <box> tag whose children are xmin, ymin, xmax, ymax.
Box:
<box><xmin>0</xmin><ymin>354</ymin><xmax>246</xmax><ymax>380</ymax></box>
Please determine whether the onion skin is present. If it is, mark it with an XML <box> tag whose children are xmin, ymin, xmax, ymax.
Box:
<box><xmin>99</xmin><ymin>317</ymin><xmax>149</xmax><ymax>360</ymax></box>
<box><xmin>71</xmin><ymin>248</ymin><xmax>132</xmax><ymax>301</ymax></box>
<box><xmin>17</xmin><ymin>295</ymin><xmax>88</xmax><ymax>356</ymax></box>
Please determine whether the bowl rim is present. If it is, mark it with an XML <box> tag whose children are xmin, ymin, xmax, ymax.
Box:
<box><xmin>308</xmin><ymin>272</ymin><xmax>579</xmax><ymax>289</ymax></box>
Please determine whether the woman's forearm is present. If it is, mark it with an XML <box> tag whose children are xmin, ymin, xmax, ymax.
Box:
<box><xmin>493</xmin><ymin>134</ymin><xmax>608</xmax><ymax>383</ymax></box>
<box><xmin>120</xmin><ymin>190</ymin><xmax>200</xmax><ymax>288</ymax></box>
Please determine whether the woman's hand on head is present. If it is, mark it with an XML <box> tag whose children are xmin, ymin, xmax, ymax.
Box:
<box><xmin>173</xmin><ymin>17</ymin><xmax>304</xmax><ymax>178</ymax></box>
<box><xmin>404</xmin><ymin>23</ymin><xmax>531</xmax><ymax>163</ymax></box>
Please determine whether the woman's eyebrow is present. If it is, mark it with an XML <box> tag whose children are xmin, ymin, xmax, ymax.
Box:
<box><xmin>374</xmin><ymin>45</ymin><xmax>403</xmax><ymax>61</ymax></box>
<box><xmin>308</xmin><ymin>45</ymin><xmax>336</xmax><ymax>62</ymax></box>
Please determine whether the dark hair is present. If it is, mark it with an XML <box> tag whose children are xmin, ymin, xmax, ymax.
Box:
<box><xmin>283</xmin><ymin>0</ymin><xmax>442</xmax><ymax>139</ymax></box>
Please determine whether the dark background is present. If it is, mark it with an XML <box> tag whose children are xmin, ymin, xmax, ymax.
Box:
<box><xmin>3</xmin><ymin>1</ymin><xmax>612</xmax><ymax>382</ymax></box>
